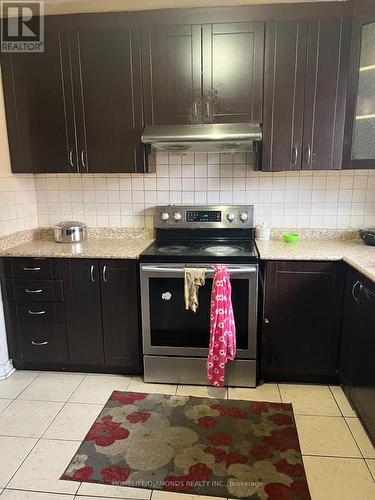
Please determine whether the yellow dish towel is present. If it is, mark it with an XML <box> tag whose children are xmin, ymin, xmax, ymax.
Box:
<box><xmin>184</xmin><ymin>267</ymin><xmax>206</xmax><ymax>313</ymax></box>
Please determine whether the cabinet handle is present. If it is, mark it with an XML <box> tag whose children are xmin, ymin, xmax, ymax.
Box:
<box><xmin>69</xmin><ymin>149</ymin><xmax>75</xmax><ymax>169</ymax></box>
<box><xmin>305</xmin><ymin>144</ymin><xmax>312</xmax><ymax>165</ymax></box>
<box><xmin>31</xmin><ymin>340</ymin><xmax>48</xmax><ymax>346</ymax></box>
<box><xmin>193</xmin><ymin>100</ymin><xmax>199</xmax><ymax>122</ymax></box>
<box><xmin>81</xmin><ymin>149</ymin><xmax>87</xmax><ymax>170</ymax></box>
<box><xmin>23</xmin><ymin>267</ymin><xmax>41</xmax><ymax>272</ymax></box>
<box><xmin>292</xmin><ymin>145</ymin><xmax>298</xmax><ymax>165</ymax></box>
<box><xmin>205</xmin><ymin>98</ymin><xmax>210</xmax><ymax>120</ymax></box>
<box><xmin>25</xmin><ymin>288</ymin><xmax>43</xmax><ymax>294</ymax></box>
<box><xmin>264</xmin><ymin>318</ymin><xmax>269</xmax><ymax>324</ymax></box>
<box><xmin>90</xmin><ymin>264</ymin><xmax>95</xmax><ymax>282</ymax></box>
<box><xmin>102</xmin><ymin>265</ymin><xmax>108</xmax><ymax>283</ymax></box>
<box><xmin>28</xmin><ymin>310</ymin><xmax>46</xmax><ymax>315</ymax></box>
<box><xmin>351</xmin><ymin>280</ymin><xmax>362</xmax><ymax>302</ymax></box>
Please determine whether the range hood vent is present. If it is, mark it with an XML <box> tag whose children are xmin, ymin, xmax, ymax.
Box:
<box><xmin>141</xmin><ymin>123</ymin><xmax>262</xmax><ymax>153</ymax></box>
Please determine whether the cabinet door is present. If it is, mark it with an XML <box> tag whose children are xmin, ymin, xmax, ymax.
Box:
<box><xmin>1</xmin><ymin>31</ymin><xmax>76</xmax><ymax>173</ymax></box>
<box><xmin>262</xmin><ymin>261</ymin><xmax>344</xmax><ymax>382</ymax></box>
<box><xmin>343</xmin><ymin>15</ymin><xmax>375</xmax><ymax>169</ymax></box>
<box><xmin>202</xmin><ymin>22</ymin><xmax>264</xmax><ymax>124</ymax></box>
<box><xmin>350</xmin><ymin>281</ymin><xmax>375</xmax><ymax>443</ymax></box>
<box><xmin>262</xmin><ymin>20</ymin><xmax>308</xmax><ymax>171</ymax></box>
<box><xmin>302</xmin><ymin>18</ymin><xmax>351</xmax><ymax>170</ymax></box>
<box><xmin>100</xmin><ymin>260</ymin><xmax>141</xmax><ymax>371</ymax></box>
<box><xmin>338</xmin><ymin>267</ymin><xmax>361</xmax><ymax>399</ymax></box>
<box><xmin>73</xmin><ymin>27</ymin><xmax>144</xmax><ymax>173</ymax></box>
<box><xmin>142</xmin><ymin>24</ymin><xmax>202</xmax><ymax>125</ymax></box>
<box><xmin>62</xmin><ymin>259</ymin><xmax>104</xmax><ymax>365</ymax></box>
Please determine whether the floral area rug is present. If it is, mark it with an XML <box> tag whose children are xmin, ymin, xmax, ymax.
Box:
<box><xmin>61</xmin><ymin>391</ymin><xmax>311</xmax><ymax>499</ymax></box>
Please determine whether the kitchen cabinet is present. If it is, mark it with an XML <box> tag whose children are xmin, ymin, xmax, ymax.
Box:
<box><xmin>141</xmin><ymin>22</ymin><xmax>264</xmax><ymax>126</ymax></box>
<box><xmin>262</xmin><ymin>261</ymin><xmax>344</xmax><ymax>382</ymax></box>
<box><xmin>343</xmin><ymin>13</ymin><xmax>375</xmax><ymax>169</ymax></box>
<box><xmin>62</xmin><ymin>258</ymin><xmax>141</xmax><ymax>372</ymax></box>
<box><xmin>62</xmin><ymin>259</ymin><xmax>104</xmax><ymax>365</ymax></box>
<box><xmin>0</xmin><ymin>32</ymin><xmax>73</xmax><ymax>173</ymax></box>
<box><xmin>338</xmin><ymin>266</ymin><xmax>375</xmax><ymax>444</ymax></box>
<box><xmin>262</xmin><ymin>17</ymin><xmax>351</xmax><ymax>171</ymax></box>
<box><xmin>0</xmin><ymin>257</ymin><xmax>69</xmax><ymax>366</ymax></box>
<box><xmin>1</xmin><ymin>24</ymin><xmax>144</xmax><ymax>173</ymax></box>
<box><xmin>0</xmin><ymin>257</ymin><xmax>142</xmax><ymax>373</ymax></box>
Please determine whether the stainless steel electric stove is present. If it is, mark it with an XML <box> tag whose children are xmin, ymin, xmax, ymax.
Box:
<box><xmin>139</xmin><ymin>205</ymin><xmax>259</xmax><ymax>387</ymax></box>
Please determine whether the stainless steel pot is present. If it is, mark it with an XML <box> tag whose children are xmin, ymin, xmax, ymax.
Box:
<box><xmin>54</xmin><ymin>221</ymin><xmax>87</xmax><ymax>243</ymax></box>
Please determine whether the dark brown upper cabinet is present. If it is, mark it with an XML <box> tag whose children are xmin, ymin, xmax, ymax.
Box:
<box><xmin>0</xmin><ymin>32</ymin><xmax>73</xmax><ymax>173</ymax></box>
<box><xmin>141</xmin><ymin>22</ymin><xmax>264</xmax><ymax>126</ymax></box>
<box><xmin>1</xmin><ymin>24</ymin><xmax>144</xmax><ymax>174</ymax></box>
<box><xmin>262</xmin><ymin>17</ymin><xmax>351</xmax><ymax>172</ymax></box>
<box><xmin>343</xmin><ymin>12</ymin><xmax>375</xmax><ymax>169</ymax></box>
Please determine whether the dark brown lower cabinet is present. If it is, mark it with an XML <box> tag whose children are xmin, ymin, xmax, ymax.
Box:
<box><xmin>339</xmin><ymin>266</ymin><xmax>375</xmax><ymax>444</ymax></box>
<box><xmin>262</xmin><ymin>261</ymin><xmax>345</xmax><ymax>383</ymax></box>
<box><xmin>0</xmin><ymin>257</ymin><xmax>141</xmax><ymax>374</ymax></box>
<box><xmin>62</xmin><ymin>258</ymin><xmax>141</xmax><ymax>372</ymax></box>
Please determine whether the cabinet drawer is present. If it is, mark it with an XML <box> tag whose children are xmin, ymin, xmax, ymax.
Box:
<box><xmin>11</xmin><ymin>302</ymin><xmax>65</xmax><ymax>323</ymax></box>
<box><xmin>5</xmin><ymin>280</ymin><xmax>63</xmax><ymax>302</ymax></box>
<box><xmin>18</xmin><ymin>323</ymin><xmax>68</xmax><ymax>364</ymax></box>
<box><xmin>3</xmin><ymin>257</ymin><xmax>61</xmax><ymax>280</ymax></box>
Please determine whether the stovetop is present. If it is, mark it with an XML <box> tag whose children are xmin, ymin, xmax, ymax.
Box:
<box><xmin>140</xmin><ymin>204</ymin><xmax>258</xmax><ymax>262</ymax></box>
<box><xmin>140</xmin><ymin>238</ymin><xmax>259</xmax><ymax>263</ymax></box>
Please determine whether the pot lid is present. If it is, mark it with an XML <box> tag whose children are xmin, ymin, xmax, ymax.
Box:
<box><xmin>54</xmin><ymin>221</ymin><xmax>87</xmax><ymax>229</ymax></box>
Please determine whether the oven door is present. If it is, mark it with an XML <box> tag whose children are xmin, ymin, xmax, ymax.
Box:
<box><xmin>140</xmin><ymin>263</ymin><xmax>258</xmax><ymax>359</ymax></box>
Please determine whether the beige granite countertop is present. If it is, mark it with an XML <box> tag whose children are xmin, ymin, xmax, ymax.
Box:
<box><xmin>256</xmin><ymin>237</ymin><xmax>375</xmax><ymax>283</ymax></box>
<box><xmin>0</xmin><ymin>227</ymin><xmax>154</xmax><ymax>259</ymax></box>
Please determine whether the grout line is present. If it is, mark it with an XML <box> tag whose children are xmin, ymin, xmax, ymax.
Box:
<box><xmin>276</xmin><ymin>383</ymin><xmax>283</xmax><ymax>402</ymax></box>
<box><xmin>342</xmin><ymin>416</ymin><xmax>366</xmax><ymax>460</ymax></box>
<box><xmin>302</xmin><ymin>453</ymin><xmax>367</xmax><ymax>460</ymax></box>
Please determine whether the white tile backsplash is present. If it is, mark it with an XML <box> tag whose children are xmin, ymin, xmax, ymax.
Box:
<box><xmin>30</xmin><ymin>152</ymin><xmax>375</xmax><ymax>229</ymax></box>
<box><xmin>0</xmin><ymin>175</ymin><xmax>38</xmax><ymax>238</ymax></box>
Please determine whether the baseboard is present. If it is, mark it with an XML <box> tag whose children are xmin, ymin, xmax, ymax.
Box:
<box><xmin>0</xmin><ymin>358</ymin><xmax>15</xmax><ymax>380</ymax></box>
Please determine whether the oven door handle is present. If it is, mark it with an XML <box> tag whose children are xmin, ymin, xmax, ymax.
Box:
<box><xmin>141</xmin><ymin>266</ymin><xmax>257</xmax><ymax>275</ymax></box>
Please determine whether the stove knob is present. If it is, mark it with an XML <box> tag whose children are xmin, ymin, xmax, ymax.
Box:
<box><xmin>227</xmin><ymin>212</ymin><xmax>236</xmax><ymax>222</ymax></box>
<box><xmin>240</xmin><ymin>212</ymin><xmax>248</xmax><ymax>222</ymax></box>
<box><xmin>173</xmin><ymin>212</ymin><xmax>182</xmax><ymax>221</ymax></box>
<box><xmin>161</xmin><ymin>212</ymin><xmax>170</xmax><ymax>221</ymax></box>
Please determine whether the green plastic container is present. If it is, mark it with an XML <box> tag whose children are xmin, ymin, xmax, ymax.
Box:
<box><xmin>282</xmin><ymin>233</ymin><xmax>300</xmax><ymax>243</ymax></box>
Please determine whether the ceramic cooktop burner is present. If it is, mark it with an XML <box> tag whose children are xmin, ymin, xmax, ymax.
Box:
<box><xmin>201</xmin><ymin>245</ymin><xmax>244</xmax><ymax>255</ymax></box>
<box><xmin>158</xmin><ymin>245</ymin><xmax>188</xmax><ymax>254</ymax></box>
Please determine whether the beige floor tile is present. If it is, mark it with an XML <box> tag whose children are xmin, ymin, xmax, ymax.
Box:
<box><xmin>0</xmin><ymin>436</ymin><xmax>36</xmax><ymax>488</ymax></box>
<box><xmin>0</xmin><ymin>399</ymin><xmax>12</xmax><ymax>414</ymax></box>
<box><xmin>151</xmin><ymin>492</ymin><xmax>221</xmax><ymax>500</ymax></box>
<box><xmin>295</xmin><ymin>415</ymin><xmax>361</xmax><ymax>457</ymax></box>
<box><xmin>7</xmin><ymin>439</ymin><xmax>80</xmax><ymax>494</ymax></box>
<box><xmin>0</xmin><ymin>399</ymin><xmax>63</xmax><ymax>438</ymax></box>
<box><xmin>303</xmin><ymin>456</ymin><xmax>375</xmax><ymax>500</ymax></box>
<box><xmin>0</xmin><ymin>490</ymin><xmax>74</xmax><ymax>499</ymax></box>
<box><xmin>77</xmin><ymin>482</ymin><xmax>151</xmax><ymax>499</ymax></box>
<box><xmin>42</xmin><ymin>402</ymin><xmax>102</xmax><ymax>441</ymax></box>
<box><xmin>279</xmin><ymin>384</ymin><xmax>341</xmax><ymax>416</ymax></box>
<box><xmin>128</xmin><ymin>377</ymin><xmax>177</xmax><ymax>395</ymax></box>
<box><xmin>365</xmin><ymin>459</ymin><xmax>375</xmax><ymax>480</ymax></box>
<box><xmin>17</xmin><ymin>372</ymin><xmax>85</xmax><ymax>402</ymax></box>
<box><xmin>176</xmin><ymin>385</ymin><xmax>227</xmax><ymax>399</ymax></box>
<box><xmin>346</xmin><ymin>417</ymin><xmax>375</xmax><ymax>459</ymax></box>
<box><xmin>0</xmin><ymin>371</ymin><xmax>40</xmax><ymax>399</ymax></box>
<box><xmin>329</xmin><ymin>385</ymin><xmax>356</xmax><ymax>417</ymax></box>
<box><xmin>68</xmin><ymin>374</ymin><xmax>131</xmax><ymax>404</ymax></box>
<box><xmin>228</xmin><ymin>383</ymin><xmax>281</xmax><ymax>402</ymax></box>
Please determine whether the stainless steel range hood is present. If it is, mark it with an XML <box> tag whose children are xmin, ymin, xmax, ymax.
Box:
<box><xmin>141</xmin><ymin>123</ymin><xmax>262</xmax><ymax>153</ymax></box>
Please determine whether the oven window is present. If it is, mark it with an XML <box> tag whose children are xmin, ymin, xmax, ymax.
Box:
<box><xmin>149</xmin><ymin>277</ymin><xmax>249</xmax><ymax>349</ymax></box>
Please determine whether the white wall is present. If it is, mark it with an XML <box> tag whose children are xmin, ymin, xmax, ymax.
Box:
<box><xmin>34</xmin><ymin>152</ymin><xmax>375</xmax><ymax>230</ymax></box>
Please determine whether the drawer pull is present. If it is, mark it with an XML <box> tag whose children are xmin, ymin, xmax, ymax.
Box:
<box><xmin>28</xmin><ymin>310</ymin><xmax>46</xmax><ymax>315</ymax></box>
<box><xmin>25</xmin><ymin>289</ymin><xmax>43</xmax><ymax>294</ymax></box>
<box><xmin>23</xmin><ymin>267</ymin><xmax>41</xmax><ymax>271</ymax></box>
<box><xmin>31</xmin><ymin>340</ymin><xmax>48</xmax><ymax>346</ymax></box>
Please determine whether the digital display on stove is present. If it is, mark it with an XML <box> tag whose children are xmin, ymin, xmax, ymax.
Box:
<box><xmin>186</xmin><ymin>210</ymin><xmax>221</xmax><ymax>222</ymax></box>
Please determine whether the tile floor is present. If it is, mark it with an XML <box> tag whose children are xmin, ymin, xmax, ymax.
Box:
<box><xmin>0</xmin><ymin>371</ymin><xmax>374</xmax><ymax>500</ymax></box>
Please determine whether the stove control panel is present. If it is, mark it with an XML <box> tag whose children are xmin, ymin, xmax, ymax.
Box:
<box><xmin>155</xmin><ymin>205</ymin><xmax>254</xmax><ymax>229</ymax></box>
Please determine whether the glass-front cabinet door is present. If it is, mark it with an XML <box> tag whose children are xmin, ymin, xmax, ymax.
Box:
<box><xmin>344</xmin><ymin>16</ymin><xmax>375</xmax><ymax>169</ymax></box>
